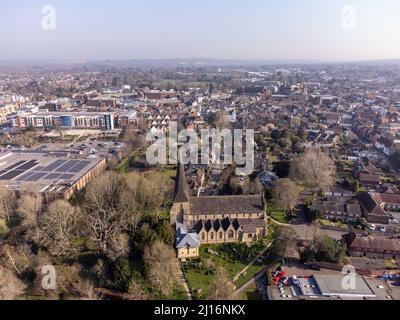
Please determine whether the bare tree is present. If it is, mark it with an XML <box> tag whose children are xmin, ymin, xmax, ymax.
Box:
<box><xmin>207</xmin><ymin>267</ymin><xmax>235</xmax><ymax>300</ymax></box>
<box><xmin>17</xmin><ymin>194</ymin><xmax>43</xmax><ymax>228</ymax></box>
<box><xmin>272</xmin><ymin>178</ymin><xmax>300</xmax><ymax>216</ymax></box>
<box><xmin>290</xmin><ymin>148</ymin><xmax>335</xmax><ymax>193</ymax></box>
<box><xmin>252</xmin><ymin>177</ymin><xmax>264</xmax><ymax>195</ymax></box>
<box><xmin>270</xmin><ymin>226</ymin><xmax>297</xmax><ymax>258</ymax></box>
<box><xmin>0</xmin><ymin>244</ymin><xmax>33</xmax><ymax>277</ymax></box>
<box><xmin>142</xmin><ymin>171</ymin><xmax>173</xmax><ymax>209</ymax></box>
<box><xmin>0</xmin><ymin>265</ymin><xmax>26</xmax><ymax>300</ymax></box>
<box><xmin>126</xmin><ymin>171</ymin><xmax>172</xmax><ymax>212</ymax></box>
<box><xmin>143</xmin><ymin>240</ymin><xmax>180</xmax><ymax>297</ymax></box>
<box><xmin>36</xmin><ymin>200</ymin><xmax>79</xmax><ymax>257</ymax></box>
<box><xmin>84</xmin><ymin>172</ymin><xmax>138</xmax><ymax>253</ymax></box>
<box><xmin>106</xmin><ymin>233</ymin><xmax>130</xmax><ymax>261</ymax></box>
<box><xmin>0</xmin><ymin>185</ymin><xmax>16</xmax><ymax>222</ymax></box>
<box><xmin>73</xmin><ymin>278</ymin><xmax>102</xmax><ymax>300</ymax></box>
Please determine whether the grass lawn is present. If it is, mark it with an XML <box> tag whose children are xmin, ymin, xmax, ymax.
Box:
<box><xmin>162</xmin><ymin>168</ymin><xmax>177</xmax><ymax>179</ymax></box>
<box><xmin>234</xmin><ymin>258</ymin><xmax>270</xmax><ymax>288</ymax></box>
<box><xmin>267</xmin><ymin>200</ymin><xmax>287</xmax><ymax>224</ymax></box>
<box><xmin>236</xmin><ymin>283</ymin><xmax>262</xmax><ymax>300</ymax></box>
<box><xmin>317</xmin><ymin>219</ymin><xmax>350</xmax><ymax>230</ymax></box>
<box><xmin>183</xmin><ymin>242</ymin><xmax>270</xmax><ymax>299</ymax></box>
<box><xmin>384</xmin><ymin>259</ymin><xmax>398</xmax><ymax>270</ymax></box>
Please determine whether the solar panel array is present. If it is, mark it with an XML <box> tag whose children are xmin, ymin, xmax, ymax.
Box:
<box><xmin>0</xmin><ymin>159</ymin><xmax>92</xmax><ymax>182</ymax></box>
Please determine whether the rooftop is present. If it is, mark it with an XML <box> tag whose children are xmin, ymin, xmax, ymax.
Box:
<box><xmin>313</xmin><ymin>274</ymin><xmax>375</xmax><ymax>298</ymax></box>
<box><xmin>189</xmin><ymin>195</ymin><xmax>265</xmax><ymax>216</ymax></box>
<box><xmin>0</xmin><ymin>150</ymin><xmax>104</xmax><ymax>194</ymax></box>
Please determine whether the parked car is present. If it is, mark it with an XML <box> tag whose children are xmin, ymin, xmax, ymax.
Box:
<box><xmin>292</xmin><ymin>275</ymin><xmax>299</xmax><ymax>286</ymax></box>
<box><xmin>369</xmin><ymin>224</ymin><xmax>376</xmax><ymax>231</ymax></box>
<box><xmin>379</xmin><ymin>226</ymin><xmax>387</xmax><ymax>233</ymax></box>
<box><xmin>280</xmin><ymin>277</ymin><xmax>289</xmax><ymax>284</ymax></box>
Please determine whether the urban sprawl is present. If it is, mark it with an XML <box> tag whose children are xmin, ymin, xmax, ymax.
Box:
<box><xmin>1</xmin><ymin>62</ymin><xmax>400</xmax><ymax>301</ymax></box>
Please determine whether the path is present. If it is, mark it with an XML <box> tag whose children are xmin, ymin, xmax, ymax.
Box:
<box><xmin>233</xmin><ymin>243</ymin><xmax>271</xmax><ymax>282</ymax></box>
<box><xmin>176</xmin><ymin>259</ymin><xmax>192</xmax><ymax>300</ymax></box>
<box><xmin>234</xmin><ymin>260</ymin><xmax>278</xmax><ymax>300</ymax></box>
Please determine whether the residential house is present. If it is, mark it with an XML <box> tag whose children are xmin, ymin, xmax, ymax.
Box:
<box><xmin>343</xmin><ymin>232</ymin><xmax>400</xmax><ymax>259</ymax></box>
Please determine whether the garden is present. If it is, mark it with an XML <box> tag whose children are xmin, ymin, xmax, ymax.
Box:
<box><xmin>182</xmin><ymin>241</ymin><xmax>271</xmax><ymax>299</ymax></box>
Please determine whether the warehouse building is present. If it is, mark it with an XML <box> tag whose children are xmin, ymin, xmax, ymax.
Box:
<box><xmin>0</xmin><ymin>150</ymin><xmax>106</xmax><ymax>202</ymax></box>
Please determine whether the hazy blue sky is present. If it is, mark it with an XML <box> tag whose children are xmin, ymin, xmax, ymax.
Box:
<box><xmin>1</xmin><ymin>0</ymin><xmax>400</xmax><ymax>61</ymax></box>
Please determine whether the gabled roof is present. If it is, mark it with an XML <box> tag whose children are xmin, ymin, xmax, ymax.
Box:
<box><xmin>344</xmin><ymin>232</ymin><xmax>400</xmax><ymax>253</ymax></box>
<box><xmin>356</xmin><ymin>192</ymin><xmax>387</xmax><ymax>216</ymax></box>
<box><xmin>175</xmin><ymin>222</ymin><xmax>200</xmax><ymax>249</ymax></box>
<box><xmin>189</xmin><ymin>195</ymin><xmax>264</xmax><ymax>215</ymax></box>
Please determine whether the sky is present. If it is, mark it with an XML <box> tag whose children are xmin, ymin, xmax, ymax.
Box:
<box><xmin>0</xmin><ymin>0</ymin><xmax>400</xmax><ymax>62</ymax></box>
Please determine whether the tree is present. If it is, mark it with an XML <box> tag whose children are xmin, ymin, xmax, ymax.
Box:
<box><xmin>73</xmin><ymin>278</ymin><xmax>101</xmax><ymax>300</ymax></box>
<box><xmin>0</xmin><ymin>185</ymin><xmax>16</xmax><ymax>222</ymax></box>
<box><xmin>356</xmin><ymin>218</ymin><xmax>368</xmax><ymax>230</ymax></box>
<box><xmin>252</xmin><ymin>177</ymin><xmax>264</xmax><ymax>195</ymax></box>
<box><xmin>270</xmin><ymin>226</ymin><xmax>297</xmax><ymax>258</ymax></box>
<box><xmin>290</xmin><ymin>149</ymin><xmax>335</xmax><ymax>193</ymax></box>
<box><xmin>272</xmin><ymin>178</ymin><xmax>300</xmax><ymax>217</ymax></box>
<box><xmin>390</xmin><ymin>148</ymin><xmax>400</xmax><ymax>170</ymax></box>
<box><xmin>229</xmin><ymin>176</ymin><xmax>242</xmax><ymax>195</ymax></box>
<box><xmin>314</xmin><ymin>236</ymin><xmax>345</xmax><ymax>263</ymax></box>
<box><xmin>354</xmin><ymin>179</ymin><xmax>360</xmax><ymax>193</ymax></box>
<box><xmin>207</xmin><ymin>267</ymin><xmax>235</xmax><ymax>300</ymax></box>
<box><xmin>141</xmin><ymin>171</ymin><xmax>173</xmax><ymax>210</ymax></box>
<box><xmin>143</xmin><ymin>240</ymin><xmax>180</xmax><ymax>297</ymax></box>
<box><xmin>126</xmin><ymin>171</ymin><xmax>172</xmax><ymax>212</ymax></box>
<box><xmin>300</xmin><ymin>235</ymin><xmax>346</xmax><ymax>264</ymax></box>
<box><xmin>0</xmin><ymin>265</ymin><xmax>26</xmax><ymax>300</ymax></box>
<box><xmin>112</xmin><ymin>257</ymin><xmax>135</xmax><ymax>292</ymax></box>
<box><xmin>0</xmin><ymin>244</ymin><xmax>33</xmax><ymax>277</ymax></box>
<box><xmin>17</xmin><ymin>194</ymin><xmax>42</xmax><ymax>228</ymax></box>
<box><xmin>155</xmin><ymin>219</ymin><xmax>175</xmax><ymax>246</ymax></box>
<box><xmin>37</xmin><ymin>200</ymin><xmax>79</xmax><ymax>256</ymax></box>
<box><xmin>106</xmin><ymin>233</ymin><xmax>130</xmax><ymax>261</ymax></box>
<box><xmin>84</xmin><ymin>172</ymin><xmax>139</xmax><ymax>253</ymax></box>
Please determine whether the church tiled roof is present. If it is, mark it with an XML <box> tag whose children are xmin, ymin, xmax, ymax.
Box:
<box><xmin>189</xmin><ymin>195</ymin><xmax>264</xmax><ymax>215</ymax></box>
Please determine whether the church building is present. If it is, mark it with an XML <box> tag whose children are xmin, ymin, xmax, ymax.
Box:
<box><xmin>171</xmin><ymin>163</ymin><xmax>268</xmax><ymax>259</ymax></box>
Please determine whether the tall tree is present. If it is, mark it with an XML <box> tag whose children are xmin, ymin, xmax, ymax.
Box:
<box><xmin>290</xmin><ymin>149</ymin><xmax>335</xmax><ymax>193</ymax></box>
<box><xmin>270</xmin><ymin>226</ymin><xmax>297</xmax><ymax>259</ymax></box>
<box><xmin>143</xmin><ymin>240</ymin><xmax>180</xmax><ymax>297</ymax></box>
<box><xmin>272</xmin><ymin>178</ymin><xmax>300</xmax><ymax>216</ymax></box>
<box><xmin>17</xmin><ymin>194</ymin><xmax>43</xmax><ymax>228</ymax></box>
<box><xmin>0</xmin><ymin>185</ymin><xmax>16</xmax><ymax>222</ymax></box>
<box><xmin>37</xmin><ymin>200</ymin><xmax>79</xmax><ymax>257</ymax></box>
<box><xmin>207</xmin><ymin>267</ymin><xmax>236</xmax><ymax>300</ymax></box>
<box><xmin>0</xmin><ymin>266</ymin><xmax>26</xmax><ymax>300</ymax></box>
<box><xmin>84</xmin><ymin>172</ymin><xmax>138</xmax><ymax>253</ymax></box>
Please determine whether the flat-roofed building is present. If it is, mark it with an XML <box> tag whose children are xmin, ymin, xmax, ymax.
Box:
<box><xmin>0</xmin><ymin>150</ymin><xmax>106</xmax><ymax>202</ymax></box>
<box><xmin>10</xmin><ymin>112</ymin><xmax>115</xmax><ymax>131</ymax></box>
<box><xmin>313</xmin><ymin>274</ymin><xmax>375</xmax><ymax>299</ymax></box>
